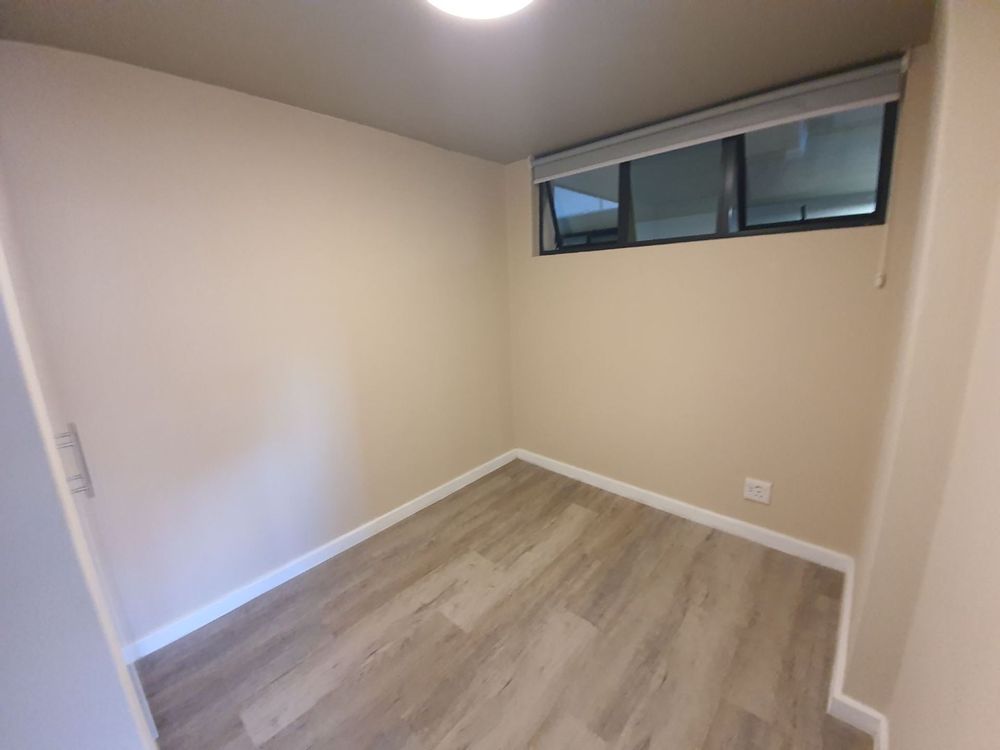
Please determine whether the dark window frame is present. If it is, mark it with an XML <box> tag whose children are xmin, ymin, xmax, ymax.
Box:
<box><xmin>538</xmin><ymin>102</ymin><xmax>899</xmax><ymax>256</ymax></box>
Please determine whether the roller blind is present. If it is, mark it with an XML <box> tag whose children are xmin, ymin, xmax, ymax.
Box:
<box><xmin>532</xmin><ymin>58</ymin><xmax>905</xmax><ymax>184</ymax></box>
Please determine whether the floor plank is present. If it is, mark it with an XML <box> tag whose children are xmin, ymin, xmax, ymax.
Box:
<box><xmin>137</xmin><ymin>460</ymin><xmax>871</xmax><ymax>750</ymax></box>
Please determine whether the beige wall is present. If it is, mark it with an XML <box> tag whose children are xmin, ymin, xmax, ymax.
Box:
<box><xmin>1</xmin><ymin>172</ymin><xmax>154</xmax><ymax>748</ymax></box>
<box><xmin>6</xmin><ymin>21</ymin><xmax>988</xmax><ymax>734</ymax></box>
<box><xmin>0</xmin><ymin>42</ymin><xmax>512</xmax><ymax>642</ymax></box>
<box><xmin>887</xmin><ymin>194</ymin><xmax>1000</xmax><ymax>748</ymax></box>
<box><xmin>845</xmin><ymin>0</ymin><xmax>1000</xmax><ymax>711</ymax></box>
<box><xmin>502</xmin><ymin>51</ymin><xmax>934</xmax><ymax>555</ymax></box>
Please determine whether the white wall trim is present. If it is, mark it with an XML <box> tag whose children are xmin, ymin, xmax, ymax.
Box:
<box><xmin>829</xmin><ymin>691</ymin><xmax>889</xmax><ymax>749</ymax></box>
<box><xmin>827</xmin><ymin>561</ymin><xmax>890</xmax><ymax>749</ymax></box>
<box><xmin>124</xmin><ymin>445</ymin><xmax>889</xmax><ymax>749</ymax></box>
<box><xmin>879</xmin><ymin>717</ymin><xmax>890</xmax><ymax>750</ymax></box>
<box><xmin>513</xmin><ymin>449</ymin><xmax>851</xmax><ymax>572</ymax></box>
<box><xmin>123</xmin><ymin>450</ymin><xmax>518</xmax><ymax>662</ymax></box>
<box><xmin>513</xmin><ymin>449</ymin><xmax>889</xmax><ymax>747</ymax></box>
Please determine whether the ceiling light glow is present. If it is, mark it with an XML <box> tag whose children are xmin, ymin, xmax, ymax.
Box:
<box><xmin>426</xmin><ymin>0</ymin><xmax>536</xmax><ymax>20</ymax></box>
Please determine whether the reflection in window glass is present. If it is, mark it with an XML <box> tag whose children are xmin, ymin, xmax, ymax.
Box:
<box><xmin>538</xmin><ymin>102</ymin><xmax>895</xmax><ymax>254</ymax></box>
<box><xmin>630</xmin><ymin>141</ymin><xmax>723</xmax><ymax>241</ymax></box>
<box><xmin>743</xmin><ymin>105</ymin><xmax>885</xmax><ymax>226</ymax></box>
<box><xmin>548</xmin><ymin>165</ymin><xmax>619</xmax><ymax>248</ymax></box>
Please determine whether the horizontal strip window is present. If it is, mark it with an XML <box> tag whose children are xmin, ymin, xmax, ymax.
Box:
<box><xmin>538</xmin><ymin>101</ymin><xmax>899</xmax><ymax>255</ymax></box>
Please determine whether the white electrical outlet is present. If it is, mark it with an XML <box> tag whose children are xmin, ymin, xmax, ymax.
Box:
<box><xmin>744</xmin><ymin>477</ymin><xmax>772</xmax><ymax>505</ymax></box>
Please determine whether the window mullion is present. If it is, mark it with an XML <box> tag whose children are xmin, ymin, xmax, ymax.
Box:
<box><xmin>718</xmin><ymin>136</ymin><xmax>741</xmax><ymax>235</ymax></box>
<box><xmin>618</xmin><ymin>161</ymin><xmax>633</xmax><ymax>246</ymax></box>
<box><xmin>873</xmin><ymin>102</ymin><xmax>899</xmax><ymax>224</ymax></box>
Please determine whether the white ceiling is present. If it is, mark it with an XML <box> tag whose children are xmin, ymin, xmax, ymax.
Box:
<box><xmin>0</xmin><ymin>0</ymin><xmax>933</xmax><ymax>163</ymax></box>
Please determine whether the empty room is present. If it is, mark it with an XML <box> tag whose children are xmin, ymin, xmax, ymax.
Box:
<box><xmin>2</xmin><ymin>1</ymin><xmax>998</xmax><ymax>749</ymax></box>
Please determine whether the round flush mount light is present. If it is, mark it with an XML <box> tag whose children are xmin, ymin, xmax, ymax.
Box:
<box><xmin>426</xmin><ymin>0</ymin><xmax>536</xmax><ymax>20</ymax></box>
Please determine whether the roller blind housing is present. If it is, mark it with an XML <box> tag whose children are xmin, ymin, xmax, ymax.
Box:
<box><xmin>532</xmin><ymin>59</ymin><xmax>905</xmax><ymax>185</ymax></box>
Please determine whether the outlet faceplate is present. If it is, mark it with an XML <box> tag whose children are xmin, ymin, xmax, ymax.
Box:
<box><xmin>744</xmin><ymin>477</ymin><xmax>772</xmax><ymax>505</ymax></box>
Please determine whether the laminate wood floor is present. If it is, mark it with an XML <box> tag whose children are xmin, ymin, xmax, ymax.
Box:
<box><xmin>137</xmin><ymin>460</ymin><xmax>871</xmax><ymax>750</ymax></box>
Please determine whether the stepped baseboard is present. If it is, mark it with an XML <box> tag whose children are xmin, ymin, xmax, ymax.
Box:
<box><xmin>122</xmin><ymin>446</ymin><xmax>888</xmax><ymax>748</ymax></box>
<box><xmin>829</xmin><ymin>692</ymin><xmax>889</xmax><ymax>749</ymax></box>
<box><xmin>827</xmin><ymin>562</ymin><xmax>890</xmax><ymax>750</ymax></box>
<box><xmin>513</xmin><ymin>449</ymin><xmax>851</xmax><ymax>573</ymax></box>
<box><xmin>512</xmin><ymin>448</ymin><xmax>887</xmax><ymax>749</ymax></box>
<box><xmin>122</xmin><ymin>449</ymin><xmax>518</xmax><ymax>662</ymax></box>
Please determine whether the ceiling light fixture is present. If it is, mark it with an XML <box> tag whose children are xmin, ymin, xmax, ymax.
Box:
<box><xmin>426</xmin><ymin>0</ymin><xmax>536</xmax><ymax>20</ymax></box>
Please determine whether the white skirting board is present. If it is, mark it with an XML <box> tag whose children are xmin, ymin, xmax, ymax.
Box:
<box><xmin>513</xmin><ymin>449</ymin><xmax>851</xmax><ymax>572</ymax></box>
<box><xmin>511</xmin><ymin>449</ymin><xmax>889</xmax><ymax>748</ymax></box>
<box><xmin>122</xmin><ymin>450</ymin><xmax>518</xmax><ymax>662</ymax></box>
<box><xmin>826</xmin><ymin>562</ymin><xmax>890</xmax><ymax>750</ymax></box>
<box><xmin>123</xmin><ymin>446</ymin><xmax>889</xmax><ymax>746</ymax></box>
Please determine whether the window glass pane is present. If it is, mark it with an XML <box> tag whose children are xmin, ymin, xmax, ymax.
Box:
<box><xmin>744</xmin><ymin>104</ymin><xmax>885</xmax><ymax>226</ymax></box>
<box><xmin>629</xmin><ymin>141</ymin><xmax>723</xmax><ymax>241</ymax></box>
<box><xmin>548</xmin><ymin>165</ymin><xmax>620</xmax><ymax>248</ymax></box>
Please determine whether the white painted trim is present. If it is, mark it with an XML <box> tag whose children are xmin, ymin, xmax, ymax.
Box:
<box><xmin>829</xmin><ymin>561</ymin><xmax>856</xmax><ymax>709</ymax></box>
<box><xmin>123</xmin><ymin>450</ymin><xmax>518</xmax><ymax>662</ymax></box>
<box><xmin>513</xmin><ymin>449</ymin><xmax>851</xmax><ymax>572</ymax></box>
<box><xmin>827</xmin><ymin>561</ymin><xmax>890</xmax><ymax>749</ymax></box>
<box><xmin>514</xmin><ymin>449</ymin><xmax>888</xmax><ymax>745</ymax></box>
<box><xmin>829</xmin><ymin>691</ymin><xmax>888</xmax><ymax>748</ymax></box>
<box><xmin>879</xmin><ymin>718</ymin><xmax>890</xmax><ymax>750</ymax></box>
<box><xmin>123</xmin><ymin>444</ymin><xmax>889</xmax><ymax>749</ymax></box>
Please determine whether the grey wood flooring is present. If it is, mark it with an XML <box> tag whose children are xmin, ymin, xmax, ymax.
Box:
<box><xmin>137</xmin><ymin>460</ymin><xmax>871</xmax><ymax>750</ymax></box>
